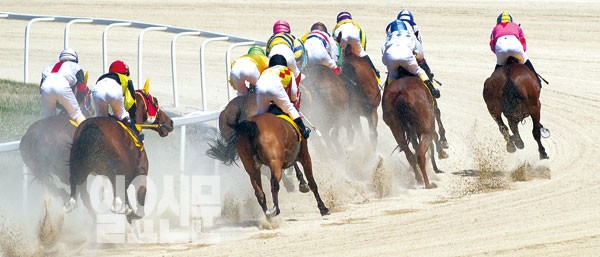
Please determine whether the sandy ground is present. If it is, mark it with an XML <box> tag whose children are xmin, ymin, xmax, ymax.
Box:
<box><xmin>1</xmin><ymin>0</ymin><xmax>600</xmax><ymax>256</ymax></box>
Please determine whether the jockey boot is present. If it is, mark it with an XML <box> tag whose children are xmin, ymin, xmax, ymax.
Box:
<box><xmin>418</xmin><ymin>58</ymin><xmax>434</xmax><ymax>81</ymax></box>
<box><xmin>364</xmin><ymin>55</ymin><xmax>381</xmax><ymax>82</ymax></box>
<box><xmin>122</xmin><ymin>116</ymin><xmax>144</xmax><ymax>141</ymax></box>
<box><xmin>333</xmin><ymin>66</ymin><xmax>341</xmax><ymax>75</ymax></box>
<box><xmin>419</xmin><ymin>73</ymin><xmax>440</xmax><ymax>98</ymax></box>
<box><xmin>524</xmin><ymin>59</ymin><xmax>542</xmax><ymax>88</ymax></box>
<box><xmin>294</xmin><ymin>117</ymin><xmax>311</xmax><ymax>139</ymax></box>
<box><xmin>74</xmin><ymin>115</ymin><xmax>85</xmax><ymax>126</ymax></box>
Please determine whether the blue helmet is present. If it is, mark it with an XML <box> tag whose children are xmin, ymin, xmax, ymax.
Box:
<box><xmin>397</xmin><ymin>9</ymin><xmax>415</xmax><ymax>24</ymax></box>
<box><xmin>386</xmin><ymin>20</ymin><xmax>408</xmax><ymax>35</ymax></box>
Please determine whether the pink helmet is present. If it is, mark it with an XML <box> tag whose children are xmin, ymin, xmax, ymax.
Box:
<box><xmin>273</xmin><ymin>19</ymin><xmax>291</xmax><ymax>34</ymax></box>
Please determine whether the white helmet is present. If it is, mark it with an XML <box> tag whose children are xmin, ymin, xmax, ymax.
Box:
<box><xmin>59</xmin><ymin>48</ymin><xmax>78</xmax><ymax>63</ymax></box>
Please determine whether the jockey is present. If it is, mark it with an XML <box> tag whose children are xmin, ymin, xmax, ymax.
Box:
<box><xmin>266</xmin><ymin>20</ymin><xmax>307</xmax><ymax>86</ymax></box>
<box><xmin>228</xmin><ymin>45</ymin><xmax>269</xmax><ymax>96</ymax></box>
<box><xmin>397</xmin><ymin>9</ymin><xmax>436</xmax><ymax>82</ymax></box>
<box><xmin>490</xmin><ymin>11</ymin><xmax>542</xmax><ymax>87</ymax></box>
<box><xmin>40</xmin><ymin>48</ymin><xmax>88</xmax><ymax>125</ymax></box>
<box><xmin>92</xmin><ymin>60</ymin><xmax>143</xmax><ymax>140</ymax></box>
<box><xmin>332</xmin><ymin>11</ymin><xmax>380</xmax><ymax>82</ymax></box>
<box><xmin>381</xmin><ymin>20</ymin><xmax>440</xmax><ymax>98</ymax></box>
<box><xmin>256</xmin><ymin>54</ymin><xmax>310</xmax><ymax>139</ymax></box>
<box><xmin>301</xmin><ymin>22</ymin><xmax>341</xmax><ymax>75</ymax></box>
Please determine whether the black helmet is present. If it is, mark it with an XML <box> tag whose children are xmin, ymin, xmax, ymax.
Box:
<box><xmin>269</xmin><ymin>54</ymin><xmax>287</xmax><ymax>67</ymax></box>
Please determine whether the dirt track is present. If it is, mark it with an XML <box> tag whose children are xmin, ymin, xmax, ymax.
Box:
<box><xmin>1</xmin><ymin>1</ymin><xmax>600</xmax><ymax>256</ymax></box>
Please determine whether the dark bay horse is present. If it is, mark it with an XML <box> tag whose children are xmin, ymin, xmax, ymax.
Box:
<box><xmin>382</xmin><ymin>75</ymin><xmax>448</xmax><ymax>189</ymax></box>
<box><xmin>20</xmin><ymin>72</ymin><xmax>94</xmax><ymax>201</ymax></box>
<box><xmin>302</xmin><ymin>63</ymin><xmax>353</xmax><ymax>151</ymax></box>
<box><xmin>64</xmin><ymin>85</ymin><xmax>174</xmax><ymax>221</ymax></box>
<box><xmin>483</xmin><ymin>58</ymin><xmax>548</xmax><ymax>159</ymax></box>
<box><xmin>209</xmin><ymin>109</ymin><xmax>330</xmax><ymax>219</ymax></box>
<box><xmin>340</xmin><ymin>45</ymin><xmax>381</xmax><ymax>145</ymax></box>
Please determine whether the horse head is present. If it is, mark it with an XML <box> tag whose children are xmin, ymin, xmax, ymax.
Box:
<box><xmin>131</xmin><ymin>79</ymin><xmax>174</xmax><ymax>137</ymax></box>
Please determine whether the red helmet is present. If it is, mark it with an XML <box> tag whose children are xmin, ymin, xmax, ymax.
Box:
<box><xmin>273</xmin><ymin>19</ymin><xmax>291</xmax><ymax>34</ymax></box>
<box><xmin>109</xmin><ymin>60</ymin><xmax>129</xmax><ymax>76</ymax></box>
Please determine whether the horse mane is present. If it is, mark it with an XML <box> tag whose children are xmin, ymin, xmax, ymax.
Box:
<box><xmin>501</xmin><ymin>63</ymin><xmax>524</xmax><ymax>113</ymax></box>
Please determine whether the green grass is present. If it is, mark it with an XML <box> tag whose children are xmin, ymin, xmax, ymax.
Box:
<box><xmin>0</xmin><ymin>79</ymin><xmax>41</xmax><ymax>142</ymax></box>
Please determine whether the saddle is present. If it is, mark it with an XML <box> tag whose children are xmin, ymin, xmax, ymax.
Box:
<box><xmin>115</xmin><ymin>118</ymin><xmax>144</xmax><ymax>152</ymax></box>
<box><xmin>267</xmin><ymin>104</ymin><xmax>302</xmax><ymax>141</ymax></box>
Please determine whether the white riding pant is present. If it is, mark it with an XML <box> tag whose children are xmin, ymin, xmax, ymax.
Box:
<box><xmin>304</xmin><ymin>37</ymin><xmax>338</xmax><ymax>69</ymax></box>
<box><xmin>382</xmin><ymin>44</ymin><xmax>426</xmax><ymax>80</ymax></box>
<box><xmin>255</xmin><ymin>73</ymin><xmax>300</xmax><ymax>120</ymax></box>
<box><xmin>230</xmin><ymin>58</ymin><xmax>261</xmax><ymax>96</ymax></box>
<box><xmin>40</xmin><ymin>75</ymin><xmax>84</xmax><ymax>120</ymax></box>
<box><xmin>92</xmin><ymin>78</ymin><xmax>129</xmax><ymax>120</ymax></box>
<box><xmin>334</xmin><ymin>23</ymin><xmax>366</xmax><ymax>57</ymax></box>
<box><xmin>268</xmin><ymin>44</ymin><xmax>302</xmax><ymax>82</ymax></box>
<box><xmin>495</xmin><ymin>36</ymin><xmax>529</xmax><ymax>65</ymax></box>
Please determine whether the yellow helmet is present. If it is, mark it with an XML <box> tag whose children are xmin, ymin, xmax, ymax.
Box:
<box><xmin>497</xmin><ymin>11</ymin><xmax>513</xmax><ymax>24</ymax></box>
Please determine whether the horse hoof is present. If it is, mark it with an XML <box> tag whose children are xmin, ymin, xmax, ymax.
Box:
<box><xmin>299</xmin><ymin>183</ymin><xmax>310</xmax><ymax>193</ymax></box>
<box><xmin>434</xmin><ymin>169</ymin><xmax>444</xmax><ymax>174</ymax></box>
<box><xmin>438</xmin><ymin>151</ymin><xmax>449</xmax><ymax>159</ymax></box>
<box><xmin>540</xmin><ymin>127</ymin><xmax>551</xmax><ymax>138</ymax></box>
<box><xmin>320</xmin><ymin>207</ymin><xmax>331</xmax><ymax>216</ymax></box>
<box><xmin>63</xmin><ymin>198</ymin><xmax>77</xmax><ymax>213</ymax></box>
<box><xmin>265</xmin><ymin>207</ymin><xmax>280</xmax><ymax>219</ymax></box>
<box><xmin>540</xmin><ymin>152</ymin><xmax>549</xmax><ymax>160</ymax></box>
<box><xmin>507</xmin><ymin>144</ymin><xmax>517</xmax><ymax>153</ymax></box>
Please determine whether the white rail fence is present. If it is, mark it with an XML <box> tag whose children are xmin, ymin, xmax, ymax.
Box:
<box><xmin>0</xmin><ymin>12</ymin><xmax>266</xmax><ymax>174</ymax></box>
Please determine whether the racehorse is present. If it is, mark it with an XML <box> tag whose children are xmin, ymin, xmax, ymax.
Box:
<box><xmin>64</xmin><ymin>81</ymin><xmax>174</xmax><ymax>221</ymax></box>
<box><xmin>19</xmin><ymin>71</ymin><xmax>94</xmax><ymax>201</ymax></box>
<box><xmin>382</xmin><ymin>74</ymin><xmax>448</xmax><ymax>189</ymax></box>
<box><xmin>483</xmin><ymin>57</ymin><xmax>549</xmax><ymax>160</ymax></box>
<box><xmin>208</xmin><ymin>107</ymin><xmax>330</xmax><ymax>219</ymax></box>
<box><xmin>339</xmin><ymin>44</ymin><xmax>381</xmax><ymax>145</ymax></box>
<box><xmin>302</xmin><ymin>63</ymin><xmax>353</xmax><ymax>151</ymax></box>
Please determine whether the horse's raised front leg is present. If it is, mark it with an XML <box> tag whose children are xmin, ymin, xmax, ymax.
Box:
<box><xmin>508</xmin><ymin>118</ymin><xmax>525</xmax><ymax>149</ymax></box>
<box><xmin>492</xmin><ymin>114</ymin><xmax>516</xmax><ymax>153</ymax></box>
<box><xmin>531</xmin><ymin>109</ymin><xmax>549</xmax><ymax>160</ymax></box>
<box><xmin>434</xmin><ymin>101</ymin><xmax>449</xmax><ymax>149</ymax></box>
<box><xmin>298</xmin><ymin>140</ymin><xmax>330</xmax><ymax>216</ymax></box>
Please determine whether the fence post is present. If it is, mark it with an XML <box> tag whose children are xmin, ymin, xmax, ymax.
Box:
<box><xmin>137</xmin><ymin>26</ymin><xmax>167</xmax><ymax>89</ymax></box>
<box><xmin>102</xmin><ymin>22</ymin><xmax>131</xmax><ymax>73</ymax></box>
<box><xmin>171</xmin><ymin>31</ymin><xmax>201</xmax><ymax>109</ymax></box>
<box><xmin>64</xmin><ymin>18</ymin><xmax>93</xmax><ymax>49</ymax></box>
<box><xmin>200</xmin><ymin>37</ymin><xmax>228</xmax><ymax>111</ymax></box>
<box><xmin>24</xmin><ymin>17</ymin><xmax>54</xmax><ymax>83</ymax></box>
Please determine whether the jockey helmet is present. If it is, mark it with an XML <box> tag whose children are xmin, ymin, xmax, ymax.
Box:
<box><xmin>59</xmin><ymin>48</ymin><xmax>79</xmax><ymax>63</ymax></box>
<box><xmin>310</xmin><ymin>22</ymin><xmax>328</xmax><ymax>33</ymax></box>
<box><xmin>497</xmin><ymin>11</ymin><xmax>513</xmax><ymax>24</ymax></box>
<box><xmin>109</xmin><ymin>60</ymin><xmax>130</xmax><ymax>76</ymax></box>
<box><xmin>247</xmin><ymin>45</ymin><xmax>265</xmax><ymax>56</ymax></box>
<box><xmin>386</xmin><ymin>20</ymin><xmax>408</xmax><ymax>35</ymax></box>
<box><xmin>273</xmin><ymin>20</ymin><xmax>291</xmax><ymax>34</ymax></box>
<box><xmin>336</xmin><ymin>11</ymin><xmax>352</xmax><ymax>23</ymax></box>
<box><xmin>397</xmin><ymin>9</ymin><xmax>415</xmax><ymax>24</ymax></box>
<box><xmin>269</xmin><ymin>54</ymin><xmax>287</xmax><ymax>67</ymax></box>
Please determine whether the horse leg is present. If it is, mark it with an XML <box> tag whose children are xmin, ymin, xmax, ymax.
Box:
<box><xmin>266</xmin><ymin>161</ymin><xmax>283</xmax><ymax>219</ymax></box>
<box><xmin>368</xmin><ymin>107</ymin><xmax>379</xmax><ymax>147</ymax></box>
<box><xmin>294</xmin><ymin>163</ymin><xmax>310</xmax><ymax>193</ymax></box>
<box><xmin>64</xmin><ymin>167</ymin><xmax>89</xmax><ymax>212</ymax></box>
<box><xmin>434</xmin><ymin>101</ymin><xmax>449</xmax><ymax>149</ymax></box>
<box><xmin>429</xmin><ymin>143</ymin><xmax>441</xmax><ymax>174</ymax></box>
<box><xmin>508</xmin><ymin>118</ymin><xmax>525</xmax><ymax>149</ymax></box>
<box><xmin>127</xmin><ymin>155</ymin><xmax>149</xmax><ymax>221</ymax></box>
<box><xmin>298</xmin><ymin>140</ymin><xmax>330</xmax><ymax>216</ymax></box>
<box><xmin>531</xmin><ymin>109</ymin><xmax>549</xmax><ymax>159</ymax></box>
<box><xmin>417</xmin><ymin>134</ymin><xmax>434</xmax><ymax>189</ymax></box>
<box><xmin>492</xmin><ymin>114</ymin><xmax>516</xmax><ymax>153</ymax></box>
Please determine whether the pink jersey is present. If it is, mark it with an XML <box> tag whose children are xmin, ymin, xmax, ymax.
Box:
<box><xmin>489</xmin><ymin>22</ymin><xmax>527</xmax><ymax>53</ymax></box>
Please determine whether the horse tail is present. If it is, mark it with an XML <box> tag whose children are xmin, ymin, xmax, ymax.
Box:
<box><xmin>397</xmin><ymin>96</ymin><xmax>416</xmax><ymax>148</ymax></box>
<box><xmin>207</xmin><ymin>119</ymin><xmax>259</xmax><ymax>166</ymax></box>
<box><xmin>502</xmin><ymin>64</ymin><xmax>524</xmax><ymax>113</ymax></box>
<box><xmin>69</xmin><ymin>121</ymin><xmax>102</xmax><ymax>183</ymax></box>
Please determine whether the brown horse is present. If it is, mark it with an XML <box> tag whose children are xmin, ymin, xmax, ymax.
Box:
<box><xmin>340</xmin><ymin>45</ymin><xmax>381</xmax><ymax>145</ymax></box>
<box><xmin>64</xmin><ymin>86</ymin><xmax>174</xmax><ymax>221</ymax></box>
<box><xmin>208</xmin><ymin>108</ymin><xmax>330</xmax><ymax>219</ymax></box>
<box><xmin>302</xmin><ymin>63</ymin><xmax>353</xmax><ymax>151</ymax></box>
<box><xmin>483</xmin><ymin>58</ymin><xmax>548</xmax><ymax>159</ymax></box>
<box><xmin>382</xmin><ymin>75</ymin><xmax>448</xmax><ymax>189</ymax></box>
<box><xmin>20</xmin><ymin>73</ymin><xmax>94</xmax><ymax>201</ymax></box>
